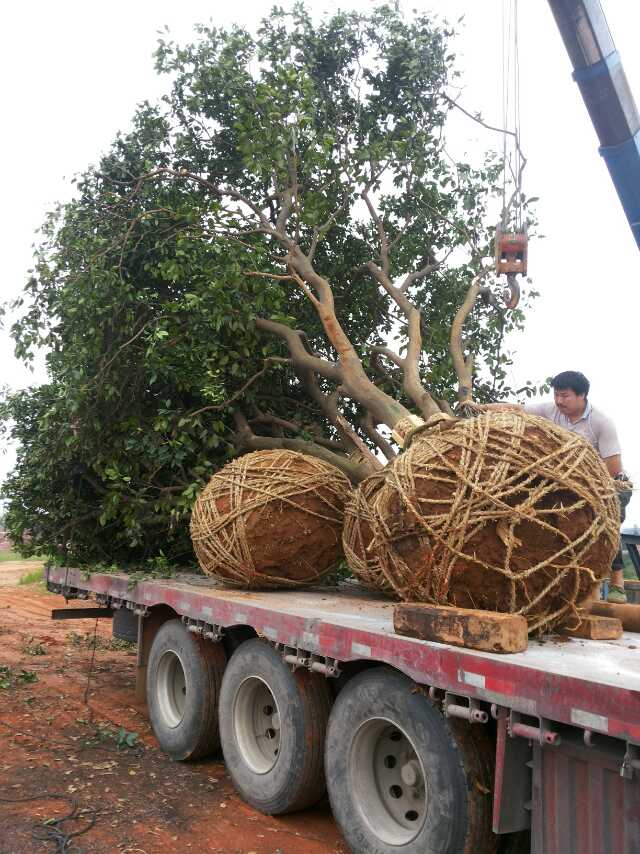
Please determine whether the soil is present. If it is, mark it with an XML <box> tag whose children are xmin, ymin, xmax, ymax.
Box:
<box><xmin>0</xmin><ymin>563</ymin><xmax>346</xmax><ymax>854</ymax></box>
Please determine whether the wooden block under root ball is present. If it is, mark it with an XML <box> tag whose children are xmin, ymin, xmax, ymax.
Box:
<box><xmin>590</xmin><ymin>601</ymin><xmax>640</xmax><ymax>633</ymax></box>
<box><xmin>393</xmin><ymin>603</ymin><xmax>528</xmax><ymax>654</ymax></box>
<box><xmin>558</xmin><ymin>613</ymin><xmax>623</xmax><ymax>640</ymax></box>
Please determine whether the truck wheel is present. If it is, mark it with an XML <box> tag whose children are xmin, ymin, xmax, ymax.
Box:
<box><xmin>146</xmin><ymin>618</ymin><xmax>226</xmax><ymax>761</ymax></box>
<box><xmin>218</xmin><ymin>638</ymin><xmax>331</xmax><ymax>814</ymax></box>
<box><xmin>325</xmin><ymin>668</ymin><xmax>496</xmax><ymax>854</ymax></box>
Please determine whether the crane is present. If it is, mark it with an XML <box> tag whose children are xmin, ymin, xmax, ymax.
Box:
<box><xmin>547</xmin><ymin>0</ymin><xmax>640</xmax><ymax>250</ymax></box>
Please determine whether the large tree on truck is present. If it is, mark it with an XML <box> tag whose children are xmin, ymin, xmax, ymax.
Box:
<box><xmin>0</xmin><ymin>4</ymin><xmax>536</xmax><ymax>567</ymax></box>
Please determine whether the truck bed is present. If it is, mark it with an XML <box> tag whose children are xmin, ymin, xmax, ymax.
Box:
<box><xmin>47</xmin><ymin>566</ymin><xmax>640</xmax><ymax>744</ymax></box>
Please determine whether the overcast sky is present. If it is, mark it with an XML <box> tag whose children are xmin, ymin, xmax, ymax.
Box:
<box><xmin>1</xmin><ymin>0</ymin><xmax>639</xmax><ymax>524</ymax></box>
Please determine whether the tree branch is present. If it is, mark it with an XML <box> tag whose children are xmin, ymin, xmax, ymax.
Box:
<box><xmin>359</xmin><ymin>412</ymin><xmax>397</xmax><ymax>462</ymax></box>
<box><xmin>449</xmin><ymin>271</ymin><xmax>496</xmax><ymax>405</ymax></box>
<box><xmin>255</xmin><ymin>318</ymin><xmax>342</xmax><ymax>383</ymax></box>
<box><xmin>371</xmin><ymin>345</ymin><xmax>405</xmax><ymax>372</ymax></box>
<box><xmin>362</xmin><ymin>188</ymin><xmax>390</xmax><ymax>276</ymax></box>
<box><xmin>232</xmin><ymin>411</ymin><xmax>375</xmax><ymax>484</ymax></box>
<box><xmin>249</xmin><ymin>412</ymin><xmax>347</xmax><ymax>453</ymax></box>
<box><xmin>364</xmin><ymin>261</ymin><xmax>440</xmax><ymax>419</ymax></box>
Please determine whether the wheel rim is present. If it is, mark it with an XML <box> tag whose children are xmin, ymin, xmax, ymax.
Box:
<box><xmin>233</xmin><ymin>676</ymin><xmax>281</xmax><ymax>774</ymax></box>
<box><xmin>156</xmin><ymin>650</ymin><xmax>187</xmax><ymax>728</ymax></box>
<box><xmin>348</xmin><ymin>718</ymin><xmax>428</xmax><ymax>845</ymax></box>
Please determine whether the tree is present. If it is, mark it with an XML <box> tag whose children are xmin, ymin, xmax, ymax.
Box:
<box><xmin>1</xmin><ymin>4</ymin><xmax>535</xmax><ymax>567</ymax></box>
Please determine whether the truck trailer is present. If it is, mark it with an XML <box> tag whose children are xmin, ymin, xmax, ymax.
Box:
<box><xmin>46</xmin><ymin>564</ymin><xmax>640</xmax><ymax>854</ymax></box>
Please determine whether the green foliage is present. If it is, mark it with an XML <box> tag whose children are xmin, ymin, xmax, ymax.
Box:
<box><xmin>0</xmin><ymin>666</ymin><xmax>38</xmax><ymax>689</ymax></box>
<box><xmin>66</xmin><ymin>631</ymin><xmax>136</xmax><ymax>652</ymax></box>
<box><xmin>22</xmin><ymin>638</ymin><xmax>47</xmax><ymax>655</ymax></box>
<box><xmin>1</xmin><ymin>4</ymin><xmax>537</xmax><ymax>567</ymax></box>
<box><xmin>79</xmin><ymin>720</ymin><xmax>140</xmax><ymax>750</ymax></box>
<box><xmin>115</xmin><ymin>726</ymin><xmax>140</xmax><ymax>750</ymax></box>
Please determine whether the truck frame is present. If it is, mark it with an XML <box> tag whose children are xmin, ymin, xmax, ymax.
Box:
<box><xmin>46</xmin><ymin>564</ymin><xmax>640</xmax><ymax>854</ymax></box>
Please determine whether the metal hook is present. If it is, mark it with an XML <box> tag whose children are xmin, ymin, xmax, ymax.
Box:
<box><xmin>503</xmin><ymin>272</ymin><xmax>521</xmax><ymax>310</ymax></box>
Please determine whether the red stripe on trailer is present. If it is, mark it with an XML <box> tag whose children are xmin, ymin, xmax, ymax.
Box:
<box><xmin>609</xmin><ymin>718</ymin><xmax>640</xmax><ymax>743</ymax></box>
<box><xmin>47</xmin><ymin>567</ymin><xmax>640</xmax><ymax>743</ymax></box>
<box><xmin>485</xmin><ymin>676</ymin><xmax>516</xmax><ymax>695</ymax></box>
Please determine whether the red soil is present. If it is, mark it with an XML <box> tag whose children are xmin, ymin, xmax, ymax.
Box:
<box><xmin>0</xmin><ymin>570</ymin><xmax>346</xmax><ymax>853</ymax></box>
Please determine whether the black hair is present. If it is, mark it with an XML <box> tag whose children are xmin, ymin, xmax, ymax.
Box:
<box><xmin>551</xmin><ymin>370</ymin><xmax>590</xmax><ymax>398</ymax></box>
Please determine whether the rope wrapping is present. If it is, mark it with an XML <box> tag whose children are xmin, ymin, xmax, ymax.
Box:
<box><xmin>360</xmin><ymin>411</ymin><xmax>620</xmax><ymax>633</ymax></box>
<box><xmin>190</xmin><ymin>449</ymin><xmax>352</xmax><ymax>589</ymax></box>
<box><xmin>342</xmin><ymin>471</ymin><xmax>392</xmax><ymax>593</ymax></box>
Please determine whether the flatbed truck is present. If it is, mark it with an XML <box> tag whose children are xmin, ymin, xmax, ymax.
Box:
<box><xmin>40</xmin><ymin>5</ymin><xmax>640</xmax><ymax>852</ymax></box>
<box><xmin>46</xmin><ymin>564</ymin><xmax>640</xmax><ymax>854</ymax></box>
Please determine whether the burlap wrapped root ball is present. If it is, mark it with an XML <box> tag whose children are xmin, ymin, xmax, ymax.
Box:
<box><xmin>342</xmin><ymin>471</ymin><xmax>393</xmax><ymax>594</ymax></box>
<box><xmin>369</xmin><ymin>411</ymin><xmax>620</xmax><ymax>633</ymax></box>
<box><xmin>190</xmin><ymin>449</ymin><xmax>353</xmax><ymax>589</ymax></box>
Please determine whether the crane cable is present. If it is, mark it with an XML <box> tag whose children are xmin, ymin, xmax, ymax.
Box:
<box><xmin>501</xmin><ymin>0</ymin><xmax>524</xmax><ymax>231</ymax></box>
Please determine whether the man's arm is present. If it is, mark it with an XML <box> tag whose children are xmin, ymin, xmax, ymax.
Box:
<box><xmin>482</xmin><ymin>402</ymin><xmax>552</xmax><ymax>416</ymax></box>
<box><xmin>596</xmin><ymin>412</ymin><xmax>623</xmax><ymax>477</ymax></box>
<box><xmin>603</xmin><ymin>454</ymin><xmax>623</xmax><ymax>478</ymax></box>
<box><xmin>481</xmin><ymin>403</ymin><xmax>523</xmax><ymax>412</ymax></box>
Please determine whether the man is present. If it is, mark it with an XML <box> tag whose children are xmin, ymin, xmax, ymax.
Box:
<box><xmin>487</xmin><ymin>370</ymin><xmax>630</xmax><ymax>603</ymax></box>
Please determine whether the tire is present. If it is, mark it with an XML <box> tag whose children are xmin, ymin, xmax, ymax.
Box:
<box><xmin>146</xmin><ymin>618</ymin><xmax>226</xmax><ymax>761</ymax></box>
<box><xmin>218</xmin><ymin>638</ymin><xmax>331</xmax><ymax>814</ymax></box>
<box><xmin>325</xmin><ymin>668</ymin><xmax>496</xmax><ymax>854</ymax></box>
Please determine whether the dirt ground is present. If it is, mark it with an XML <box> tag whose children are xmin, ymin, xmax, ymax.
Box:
<box><xmin>0</xmin><ymin>563</ymin><xmax>346</xmax><ymax>854</ymax></box>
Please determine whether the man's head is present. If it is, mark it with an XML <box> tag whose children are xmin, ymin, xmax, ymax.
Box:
<box><xmin>551</xmin><ymin>370</ymin><xmax>590</xmax><ymax>419</ymax></box>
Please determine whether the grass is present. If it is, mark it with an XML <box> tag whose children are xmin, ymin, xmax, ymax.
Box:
<box><xmin>0</xmin><ymin>549</ymin><xmax>47</xmax><ymax>567</ymax></box>
<box><xmin>18</xmin><ymin>568</ymin><xmax>45</xmax><ymax>586</ymax></box>
<box><xmin>0</xmin><ymin>550</ymin><xmax>23</xmax><ymax>563</ymax></box>
<box><xmin>22</xmin><ymin>639</ymin><xmax>47</xmax><ymax>656</ymax></box>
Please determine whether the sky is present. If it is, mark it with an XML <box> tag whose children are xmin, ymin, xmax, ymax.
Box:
<box><xmin>1</xmin><ymin>0</ymin><xmax>639</xmax><ymax>523</ymax></box>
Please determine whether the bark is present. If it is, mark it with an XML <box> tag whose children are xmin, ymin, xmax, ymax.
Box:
<box><xmin>290</xmin><ymin>247</ymin><xmax>412</xmax><ymax>429</ymax></box>
<box><xmin>364</xmin><ymin>262</ymin><xmax>440</xmax><ymax>420</ymax></box>
<box><xmin>232</xmin><ymin>411</ymin><xmax>377</xmax><ymax>484</ymax></box>
<box><xmin>450</xmin><ymin>272</ymin><xmax>503</xmax><ymax>406</ymax></box>
<box><xmin>450</xmin><ymin>277</ymin><xmax>480</xmax><ymax>405</ymax></box>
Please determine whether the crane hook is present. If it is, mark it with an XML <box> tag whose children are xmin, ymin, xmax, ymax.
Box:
<box><xmin>503</xmin><ymin>273</ymin><xmax>520</xmax><ymax>310</ymax></box>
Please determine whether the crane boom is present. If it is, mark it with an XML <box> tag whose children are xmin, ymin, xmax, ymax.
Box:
<box><xmin>547</xmin><ymin>0</ymin><xmax>640</xmax><ymax>249</ymax></box>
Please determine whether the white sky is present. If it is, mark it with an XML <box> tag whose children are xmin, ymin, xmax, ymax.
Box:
<box><xmin>1</xmin><ymin>0</ymin><xmax>639</xmax><ymax>524</ymax></box>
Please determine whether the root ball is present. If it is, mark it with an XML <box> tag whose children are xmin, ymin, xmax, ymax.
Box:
<box><xmin>369</xmin><ymin>411</ymin><xmax>620</xmax><ymax>632</ymax></box>
<box><xmin>190</xmin><ymin>449</ymin><xmax>352</xmax><ymax>589</ymax></box>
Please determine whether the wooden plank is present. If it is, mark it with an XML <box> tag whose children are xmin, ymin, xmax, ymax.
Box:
<box><xmin>558</xmin><ymin>613</ymin><xmax>623</xmax><ymax>640</ymax></box>
<box><xmin>393</xmin><ymin>603</ymin><xmax>528</xmax><ymax>654</ymax></box>
<box><xmin>590</xmin><ymin>601</ymin><xmax>640</xmax><ymax>633</ymax></box>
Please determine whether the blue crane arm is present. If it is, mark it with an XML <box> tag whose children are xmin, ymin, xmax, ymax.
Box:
<box><xmin>547</xmin><ymin>0</ymin><xmax>640</xmax><ymax>249</ymax></box>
